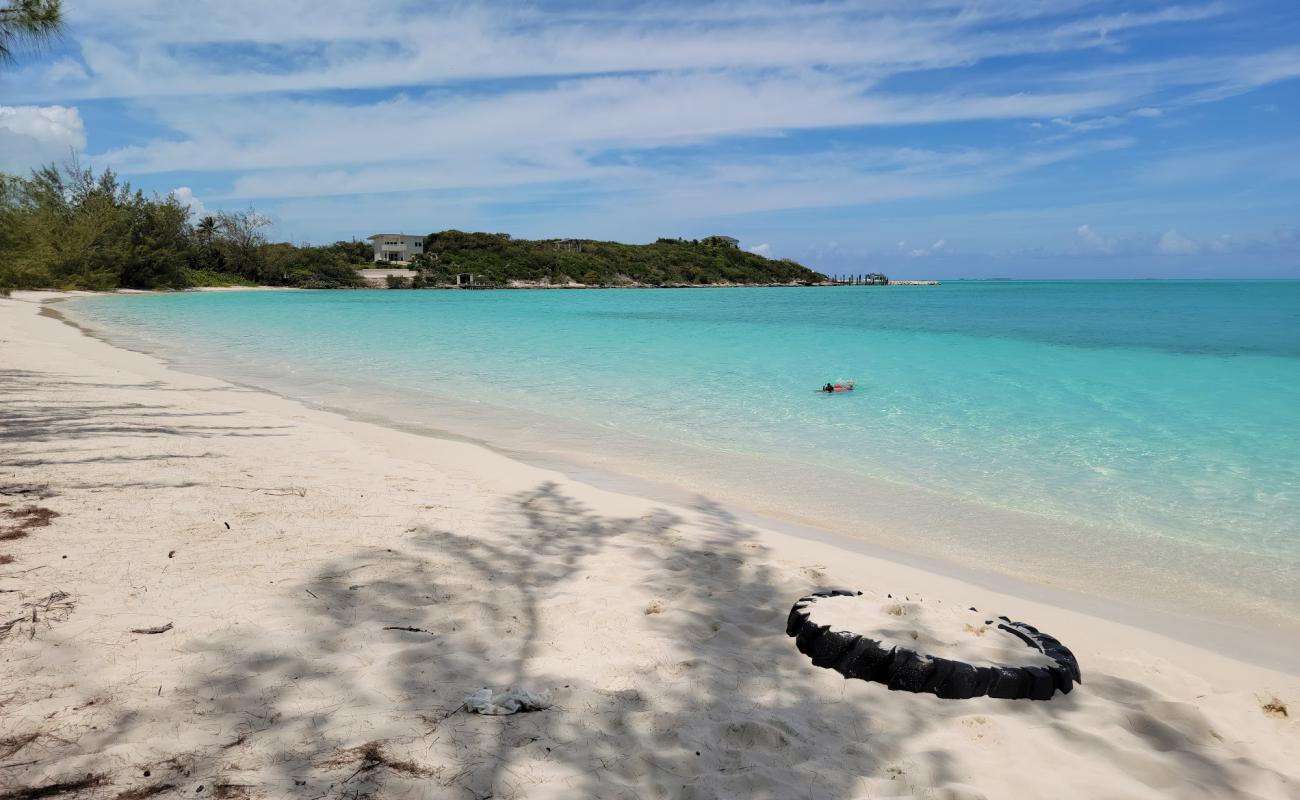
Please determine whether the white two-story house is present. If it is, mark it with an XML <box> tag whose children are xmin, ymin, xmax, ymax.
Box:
<box><xmin>369</xmin><ymin>233</ymin><xmax>425</xmax><ymax>263</ymax></box>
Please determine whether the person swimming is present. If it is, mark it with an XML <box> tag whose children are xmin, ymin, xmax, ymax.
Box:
<box><xmin>823</xmin><ymin>383</ymin><xmax>835</xmax><ymax>393</ymax></box>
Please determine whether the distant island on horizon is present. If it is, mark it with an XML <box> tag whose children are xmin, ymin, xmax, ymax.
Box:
<box><xmin>362</xmin><ymin>230</ymin><xmax>829</xmax><ymax>289</ymax></box>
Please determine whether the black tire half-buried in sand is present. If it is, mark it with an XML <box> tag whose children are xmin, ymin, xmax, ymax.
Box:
<box><xmin>786</xmin><ymin>589</ymin><xmax>1082</xmax><ymax>701</ymax></box>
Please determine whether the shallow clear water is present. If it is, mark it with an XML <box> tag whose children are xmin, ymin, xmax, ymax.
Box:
<box><xmin>67</xmin><ymin>282</ymin><xmax>1300</xmax><ymax>624</ymax></box>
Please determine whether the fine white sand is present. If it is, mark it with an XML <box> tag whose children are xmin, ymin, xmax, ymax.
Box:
<box><xmin>1</xmin><ymin>291</ymin><xmax>1297</xmax><ymax>799</ymax></box>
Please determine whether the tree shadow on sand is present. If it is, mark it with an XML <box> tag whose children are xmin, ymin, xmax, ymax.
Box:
<box><xmin>9</xmin><ymin>482</ymin><xmax>1289</xmax><ymax>800</ymax></box>
<box><xmin>42</xmin><ymin>482</ymin><xmax>905</xmax><ymax>799</ymax></box>
<box><xmin>0</xmin><ymin>369</ymin><xmax>289</xmax><ymax>444</ymax></box>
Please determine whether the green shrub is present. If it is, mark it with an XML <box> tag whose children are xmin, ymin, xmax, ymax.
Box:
<box><xmin>181</xmin><ymin>269</ymin><xmax>257</xmax><ymax>287</ymax></box>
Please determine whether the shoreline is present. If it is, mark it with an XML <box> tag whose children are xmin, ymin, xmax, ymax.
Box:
<box><xmin>47</xmin><ymin>291</ymin><xmax>1300</xmax><ymax>674</ymax></box>
<box><xmin>2</xmin><ymin>290</ymin><xmax>1297</xmax><ymax>797</ymax></box>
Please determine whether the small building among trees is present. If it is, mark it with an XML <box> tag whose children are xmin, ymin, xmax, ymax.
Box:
<box><xmin>368</xmin><ymin>233</ymin><xmax>425</xmax><ymax>263</ymax></box>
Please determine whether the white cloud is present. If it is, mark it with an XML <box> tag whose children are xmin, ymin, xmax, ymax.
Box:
<box><xmin>44</xmin><ymin>58</ymin><xmax>90</xmax><ymax>83</ymax></box>
<box><xmin>0</xmin><ymin>1</ymin><xmax>1239</xmax><ymax>103</ymax></box>
<box><xmin>1042</xmin><ymin>46</ymin><xmax>1300</xmax><ymax>108</ymax></box>
<box><xmin>1041</xmin><ymin>105</ymin><xmax>1168</xmax><ymax>139</ymax></box>
<box><xmin>82</xmin><ymin>83</ymin><xmax>1136</xmax><ymax>226</ymax></box>
<box><xmin>1157</xmin><ymin>230</ymin><xmax>1200</xmax><ymax>255</ymax></box>
<box><xmin>1048</xmin><ymin>3</ymin><xmax>1228</xmax><ymax>40</ymax></box>
<box><xmin>539</xmin><ymin>139</ymin><xmax>1136</xmax><ymax>228</ymax></box>
<box><xmin>908</xmin><ymin>238</ymin><xmax>947</xmax><ymax>257</ymax></box>
<box><xmin>1209</xmin><ymin>234</ymin><xmax>1234</xmax><ymax>253</ymax></box>
<box><xmin>1051</xmin><ymin>115</ymin><xmax>1124</xmax><ymax>131</ymax></box>
<box><xmin>1065</xmin><ymin>225</ymin><xmax>1293</xmax><ymax>260</ymax></box>
<box><xmin>1076</xmin><ymin>223</ymin><xmax>1114</xmax><ymax>254</ymax></box>
<box><xmin>93</xmin><ymin>72</ymin><xmax>1126</xmax><ymax>182</ymax></box>
<box><xmin>1187</xmin><ymin>46</ymin><xmax>1300</xmax><ymax>103</ymax></box>
<box><xmin>1</xmin><ymin>0</ymin><xmax>1291</xmax><ymax>260</ymax></box>
<box><xmin>748</xmin><ymin>243</ymin><xmax>771</xmax><ymax>256</ymax></box>
<box><xmin>169</xmin><ymin>186</ymin><xmax>207</xmax><ymax>218</ymax></box>
<box><xmin>0</xmin><ymin>105</ymin><xmax>86</xmax><ymax>174</ymax></box>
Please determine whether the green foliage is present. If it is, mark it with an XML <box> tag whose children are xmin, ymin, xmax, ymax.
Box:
<box><xmin>421</xmin><ymin>230</ymin><xmax>825</xmax><ymax>286</ymax></box>
<box><xmin>0</xmin><ymin>162</ymin><xmax>363</xmax><ymax>291</ymax></box>
<box><xmin>326</xmin><ymin>238</ymin><xmax>374</xmax><ymax>264</ymax></box>
<box><xmin>385</xmin><ymin>274</ymin><xmax>411</xmax><ymax>289</ymax></box>
<box><xmin>406</xmin><ymin>252</ymin><xmax>451</xmax><ymax>284</ymax></box>
<box><xmin>206</xmin><ymin>209</ymin><xmax>270</xmax><ymax>282</ymax></box>
<box><xmin>120</xmin><ymin>193</ymin><xmax>194</xmax><ymax>289</ymax></box>
<box><xmin>1</xmin><ymin>161</ymin><xmax>149</xmax><ymax>289</ymax></box>
<box><xmin>263</xmin><ymin>242</ymin><xmax>365</xmax><ymax>288</ymax></box>
<box><xmin>0</xmin><ymin>0</ymin><xmax>63</xmax><ymax>65</ymax></box>
<box><xmin>180</xmin><ymin>268</ymin><xmax>257</xmax><ymax>288</ymax></box>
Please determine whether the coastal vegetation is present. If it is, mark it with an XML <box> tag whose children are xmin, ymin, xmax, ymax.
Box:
<box><xmin>404</xmin><ymin>231</ymin><xmax>825</xmax><ymax>286</ymax></box>
<box><xmin>0</xmin><ymin>162</ymin><xmax>824</xmax><ymax>291</ymax></box>
<box><xmin>0</xmin><ymin>163</ymin><xmax>368</xmax><ymax>290</ymax></box>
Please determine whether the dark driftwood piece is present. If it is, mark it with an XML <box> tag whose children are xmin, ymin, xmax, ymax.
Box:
<box><xmin>786</xmin><ymin>589</ymin><xmax>1081</xmax><ymax>701</ymax></box>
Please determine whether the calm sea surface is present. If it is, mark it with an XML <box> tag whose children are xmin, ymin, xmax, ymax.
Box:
<box><xmin>67</xmin><ymin>282</ymin><xmax>1300</xmax><ymax>630</ymax></box>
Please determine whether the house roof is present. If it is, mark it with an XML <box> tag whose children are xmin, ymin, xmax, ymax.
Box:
<box><xmin>368</xmin><ymin>233</ymin><xmax>423</xmax><ymax>240</ymax></box>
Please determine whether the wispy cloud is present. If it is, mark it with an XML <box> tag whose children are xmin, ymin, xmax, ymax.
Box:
<box><xmin>1070</xmin><ymin>223</ymin><xmax>1299</xmax><ymax>260</ymax></box>
<box><xmin>92</xmin><ymin>73</ymin><xmax>1126</xmax><ymax>179</ymax></box>
<box><xmin>1156</xmin><ymin>229</ymin><xmax>1200</xmax><ymax>255</ymax></box>
<box><xmin>908</xmin><ymin>238</ymin><xmax>948</xmax><ymax>257</ymax></box>
<box><xmin>3</xmin><ymin>1</ymin><xmax>1237</xmax><ymax>102</ymax></box>
<box><xmin>3</xmin><ymin>0</ymin><xmax>1297</xmax><ymax>276</ymax></box>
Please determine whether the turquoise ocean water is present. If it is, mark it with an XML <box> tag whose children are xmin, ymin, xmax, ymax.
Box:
<box><xmin>67</xmin><ymin>282</ymin><xmax>1300</xmax><ymax>632</ymax></box>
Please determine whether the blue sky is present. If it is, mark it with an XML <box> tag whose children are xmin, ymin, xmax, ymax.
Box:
<box><xmin>2</xmin><ymin>0</ymin><xmax>1298</xmax><ymax>278</ymax></box>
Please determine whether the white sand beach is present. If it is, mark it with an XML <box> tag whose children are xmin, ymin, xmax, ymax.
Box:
<box><xmin>1</xmin><ymin>291</ymin><xmax>1296</xmax><ymax>799</ymax></box>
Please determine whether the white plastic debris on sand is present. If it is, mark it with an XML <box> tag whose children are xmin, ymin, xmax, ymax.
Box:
<box><xmin>463</xmin><ymin>687</ymin><xmax>553</xmax><ymax>715</ymax></box>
